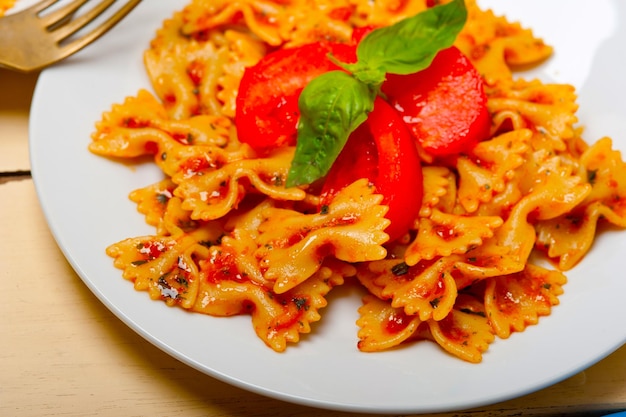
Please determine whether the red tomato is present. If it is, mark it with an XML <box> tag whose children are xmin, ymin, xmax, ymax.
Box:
<box><xmin>382</xmin><ymin>46</ymin><xmax>490</xmax><ymax>156</ymax></box>
<box><xmin>351</xmin><ymin>25</ymin><xmax>377</xmax><ymax>44</ymax></box>
<box><xmin>321</xmin><ymin>97</ymin><xmax>423</xmax><ymax>242</ymax></box>
<box><xmin>235</xmin><ymin>42</ymin><xmax>356</xmax><ymax>151</ymax></box>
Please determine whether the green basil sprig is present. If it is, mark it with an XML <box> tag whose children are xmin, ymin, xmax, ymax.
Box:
<box><xmin>285</xmin><ymin>0</ymin><xmax>467</xmax><ymax>187</ymax></box>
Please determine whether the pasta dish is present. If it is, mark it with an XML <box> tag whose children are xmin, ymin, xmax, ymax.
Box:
<box><xmin>88</xmin><ymin>0</ymin><xmax>626</xmax><ymax>363</ymax></box>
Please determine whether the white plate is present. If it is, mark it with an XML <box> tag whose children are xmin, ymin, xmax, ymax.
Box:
<box><xmin>30</xmin><ymin>0</ymin><xmax>626</xmax><ymax>413</ymax></box>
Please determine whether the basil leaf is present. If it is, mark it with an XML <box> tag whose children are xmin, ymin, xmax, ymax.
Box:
<box><xmin>348</xmin><ymin>0</ymin><xmax>467</xmax><ymax>81</ymax></box>
<box><xmin>287</xmin><ymin>0</ymin><xmax>468</xmax><ymax>187</ymax></box>
<box><xmin>286</xmin><ymin>71</ymin><xmax>376</xmax><ymax>187</ymax></box>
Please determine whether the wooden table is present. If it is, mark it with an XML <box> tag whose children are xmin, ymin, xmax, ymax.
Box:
<box><xmin>1</xmin><ymin>66</ymin><xmax>625</xmax><ymax>417</ymax></box>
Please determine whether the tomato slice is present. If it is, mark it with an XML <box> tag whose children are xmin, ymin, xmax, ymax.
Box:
<box><xmin>321</xmin><ymin>97</ymin><xmax>423</xmax><ymax>242</ymax></box>
<box><xmin>382</xmin><ymin>46</ymin><xmax>490</xmax><ymax>156</ymax></box>
<box><xmin>235</xmin><ymin>42</ymin><xmax>356</xmax><ymax>151</ymax></box>
<box><xmin>351</xmin><ymin>25</ymin><xmax>377</xmax><ymax>44</ymax></box>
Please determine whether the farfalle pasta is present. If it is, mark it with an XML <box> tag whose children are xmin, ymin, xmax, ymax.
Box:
<box><xmin>90</xmin><ymin>0</ymin><xmax>626</xmax><ymax>361</ymax></box>
<box><xmin>0</xmin><ymin>0</ymin><xmax>14</xmax><ymax>16</ymax></box>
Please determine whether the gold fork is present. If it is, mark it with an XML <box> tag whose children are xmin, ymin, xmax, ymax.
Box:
<box><xmin>0</xmin><ymin>0</ymin><xmax>142</xmax><ymax>72</ymax></box>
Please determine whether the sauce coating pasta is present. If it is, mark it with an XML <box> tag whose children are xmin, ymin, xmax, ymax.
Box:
<box><xmin>89</xmin><ymin>0</ymin><xmax>626</xmax><ymax>362</ymax></box>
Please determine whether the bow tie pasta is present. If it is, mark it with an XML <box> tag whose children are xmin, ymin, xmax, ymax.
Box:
<box><xmin>90</xmin><ymin>0</ymin><xmax>626</xmax><ymax>362</ymax></box>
